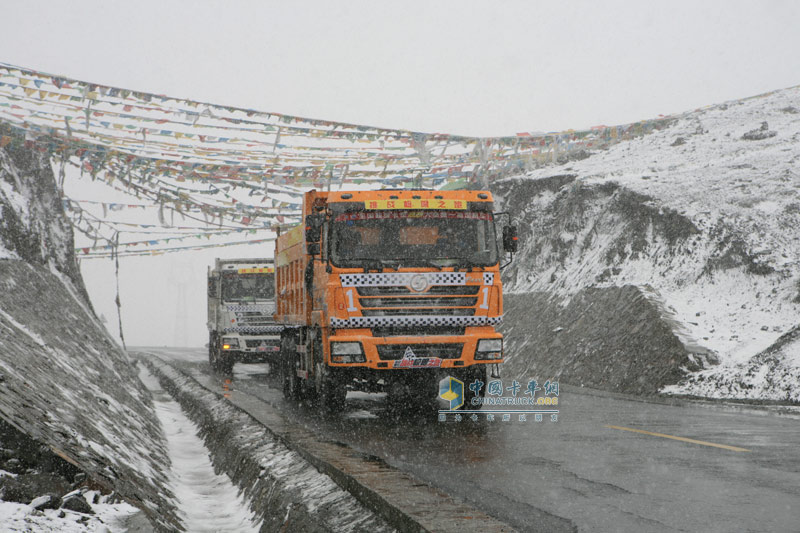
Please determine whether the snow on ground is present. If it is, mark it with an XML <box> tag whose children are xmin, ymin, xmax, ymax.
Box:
<box><xmin>512</xmin><ymin>86</ymin><xmax>800</xmax><ymax>400</ymax></box>
<box><xmin>0</xmin><ymin>483</ymin><xmax>139</xmax><ymax>533</ymax></box>
<box><xmin>137</xmin><ymin>366</ymin><xmax>261</xmax><ymax>533</ymax></box>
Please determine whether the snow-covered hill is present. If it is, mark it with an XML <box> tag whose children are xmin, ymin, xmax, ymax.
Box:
<box><xmin>0</xmin><ymin>130</ymin><xmax>179</xmax><ymax>530</ymax></box>
<box><xmin>497</xmin><ymin>86</ymin><xmax>800</xmax><ymax>401</ymax></box>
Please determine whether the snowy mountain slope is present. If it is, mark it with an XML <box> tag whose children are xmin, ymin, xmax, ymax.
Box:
<box><xmin>0</xmin><ymin>131</ymin><xmax>179</xmax><ymax>530</ymax></box>
<box><xmin>496</xmin><ymin>86</ymin><xmax>800</xmax><ymax>400</ymax></box>
<box><xmin>0</xmin><ymin>134</ymin><xmax>87</xmax><ymax>299</ymax></box>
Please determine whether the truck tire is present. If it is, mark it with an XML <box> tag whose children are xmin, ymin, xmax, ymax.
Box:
<box><xmin>281</xmin><ymin>332</ymin><xmax>301</xmax><ymax>401</ymax></box>
<box><xmin>315</xmin><ymin>361</ymin><xmax>346</xmax><ymax>412</ymax></box>
<box><xmin>209</xmin><ymin>333</ymin><xmax>234</xmax><ymax>374</ymax></box>
<box><xmin>208</xmin><ymin>333</ymin><xmax>217</xmax><ymax>369</ymax></box>
<box><xmin>217</xmin><ymin>353</ymin><xmax>234</xmax><ymax>375</ymax></box>
<box><xmin>386</xmin><ymin>373</ymin><xmax>437</xmax><ymax>415</ymax></box>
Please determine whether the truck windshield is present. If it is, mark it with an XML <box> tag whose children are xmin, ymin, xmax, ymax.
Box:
<box><xmin>221</xmin><ymin>273</ymin><xmax>275</xmax><ymax>301</ymax></box>
<box><xmin>330</xmin><ymin>210</ymin><xmax>498</xmax><ymax>268</ymax></box>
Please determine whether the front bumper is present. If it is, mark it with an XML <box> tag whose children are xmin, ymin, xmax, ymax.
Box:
<box><xmin>327</xmin><ymin>326</ymin><xmax>503</xmax><ymax>369</ymax></box>
<box><xmin>221</xmin><ymin>335</ymin><xmax>281</xmax><ymax>359</ymax></box>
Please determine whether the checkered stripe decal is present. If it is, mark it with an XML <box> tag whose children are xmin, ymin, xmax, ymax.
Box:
<box><xmin>340</xmin><ymin>272</ymin><xmax>467</xmax><ymax>287</ymax></box>
<box><xmin>226</xmin><ymin>304</ymin><xmax>275</xmax><ymax>312</ymax></box>
<box><xmin>483</xmin><ymin>272</ymin><xmax>494</xmax><ymax>285</ymax></box>
<box><xmin>223</xmin><ymin>325</ymin><xmax>284</xmax><ymax>334</ymax></box>
<box><xmin>330</xmin><ymin>315</ymin><xmax>503</xmax><ymax>328</ymax></box>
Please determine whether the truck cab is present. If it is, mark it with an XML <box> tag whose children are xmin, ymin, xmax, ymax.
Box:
<box><xmin>207</xmin><ymin>258</ymin><xmax>282</xmax><ymax>373</ymax></box>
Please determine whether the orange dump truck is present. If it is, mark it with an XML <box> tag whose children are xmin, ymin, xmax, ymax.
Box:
<box><xmin>274</xmin><ymin>189</ymin><xmax>517</xmax><ymax>410</ymax></box>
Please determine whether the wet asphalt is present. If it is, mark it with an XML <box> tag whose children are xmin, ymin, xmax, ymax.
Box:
<box><xmin>139</xmin><ymin>347</ymin><xmax>800</xmax><ymax>533</ymax></box>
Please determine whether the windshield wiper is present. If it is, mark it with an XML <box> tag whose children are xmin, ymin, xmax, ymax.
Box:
<box><xmin>392</xmin><ymin>258</ymin><xmax>443</xmax><ymax>270</ymax></box>
<box><xmin>355</xmin><ymin>259</ymin><xmax>384</xmax><ymax>273</ymax></box>
<box><xmin>455</xmin><ymin>259</ymin><xmax>484</xmax><ymax>272</ymax></box>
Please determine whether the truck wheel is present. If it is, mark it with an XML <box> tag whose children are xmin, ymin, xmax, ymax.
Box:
<box><xmin>281</xmin><ymin>333</ymin><xmax>300</xmax><ymax>401</ymax></box>
<box><xmin>385</xmin><ymin>380</ymin><xmax>409</xmax><ymax>415</ymax></box>
<box><xmin>211</xmin><ymin>349</ymin><xmax>234</xmax><ymax>374</ymax></box>
<box><xmin>209</xmin><ymin>334</ymin><xmax>222</xmax><ymax>372</ymax></box>
<box><xmin>209</xmin><ymin>334</ymin><xmax>234</xmax><ymax>374</ymax></box>
<box><xmin>315</xmin><ymin>362</ymin><xmax>346</xmax><ymax>412</ymax></box>
<box><xmin>208</xmin><ymin>333</ymin><xmax>217</xmax><ymax>367</ymax></box>
<box><xmin>217</xmin><ymin>353</ymin><xmax>234</xmax><ymax>375</ymax></box>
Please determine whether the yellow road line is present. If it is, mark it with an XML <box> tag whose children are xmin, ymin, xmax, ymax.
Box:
<box><xmin>605</xmin><ymin>425</ymin><xmax>751</xmax><ymax>452</ymax></box>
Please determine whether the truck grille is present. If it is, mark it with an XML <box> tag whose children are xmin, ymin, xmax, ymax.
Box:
<box><xmin>362</xmin><ymin>309</ymin><xmax>475</xmax><ymax>317</ymax></box>
<box><xmin>360</xmin><ymin>296</ymin><xmax>478</xmax><ymax>308</ymax></box>
<box><xmin>235</xmin><ymin>311</ymin><xmax>275</xmax><ymax>326</ymax></box>
<box><xmin>356</xmin><ymin>285</ymin><xmax>479</xmax><ymax>317</ymax></box>
<box><xmin>372</xmin><ymin>326</ymin><xmax>465</xmax><ymax>337</ymax></box>
<box><xmin>245</xmin><ymin>339</ymin><xmax>280</xmax><ymax>347</ymax></box>
<box><xmin>377</xmin><ymin>343</ymin><xmax>464</xmax><ymax>360</ymax></box>
<box><xmin>356</xmin><ymin>286</ymin><xmax>479</xmax><ymax>296</ymax></box>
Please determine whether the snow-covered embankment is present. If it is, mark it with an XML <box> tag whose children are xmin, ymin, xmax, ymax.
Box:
<box><xmin>0</xmin><ymin>127</ymin><xmax>180</xmax><ymax>529</ymax></box>
<box><xmin>497</xmin><ymin>86</ymin><xmax>800</xmax><ymax>401</ymax></box>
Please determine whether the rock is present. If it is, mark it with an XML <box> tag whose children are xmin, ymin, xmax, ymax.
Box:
<box><xmin>742</xmin><ymin>122</ymin><xmax>777</xmax><ymax>141</ymax></box>
<box><xmin>61</xmin><ymin>493</ymin><xmax>95</xmax><ymax>515</ymax></box>
<box><xmin>2</xmin><ymin>457</ymin><xmax>23</xmax><ymax>474</ymax></box>
<box><xmin>0</xmin><ymin>472</ymin><xmax>71</xmax><ymax>503</ymax></box>
<box><xmin>671</xmin><ymin>137</ymin><xmax>686</xmax><ymax>146</ymax></box>
<box><xmin>30</xmin><ymin>493</ymin><xmax>62</xmax><ymax>510</ymax></box>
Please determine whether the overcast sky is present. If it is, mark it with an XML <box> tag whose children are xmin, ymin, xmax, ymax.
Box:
<box><xmin>4</xmin><ymin>0</ymin><xmax>800</xmax><ymax>346</ymax></box>
<box><xmin>3</xmin><ymin>1</ymin><xmax>800</xmax><ymax>137</ymax></box>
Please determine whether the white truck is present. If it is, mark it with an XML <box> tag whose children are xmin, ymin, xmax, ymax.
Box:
<box><xmin>207</xmin><ymin>258</ymin><xmax>282</xmax><ymax>373</ymax></box>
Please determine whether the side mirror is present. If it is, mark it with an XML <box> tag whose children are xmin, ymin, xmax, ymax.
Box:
<box><xmin>307</xmin><ymin>242</ymin><xmax>321</xmax><ymax>256</ymax></box>
<box><xmin>305</xmin><ymin>214</ymin><xmax>323</xmax><ymax>243</ymax></box>
<box><xmin>207</xmin><ymin>276</ymin><xmax>218</xmax><ymax>297</ymax></box>
<box><xmin>502</xmin><ymin>225</ymin><xmax>518</xmax><ymax>253</ymax></box>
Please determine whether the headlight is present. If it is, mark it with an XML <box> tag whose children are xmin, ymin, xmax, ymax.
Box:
<box><xmin>331</xmin><ymin>342</ymin><xmax>365</xmax><ymax>363</ymax></box>
<box><xmin>477</xmin><ymin>339</ymin><xmax>502</xmax><ymax>352</ymax></box>
<box><xmin>221</xmin><ymin>337</ymin><xmax>239</xmax><ymax>349</ymax></box>
<box><xmin>476</xmin><ymin>338</ymin><xmax>502</xmax><ymax>359</ymax></box>
<box><xmin>331</xmin><ymin>342</ymin><xmax>362</xmax><ymax>355</ymax></box>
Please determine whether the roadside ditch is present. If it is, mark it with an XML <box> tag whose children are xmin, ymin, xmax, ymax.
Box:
<box><xmin>139</xmin><ymin>356</ymin><xmax>516</xmax><ymax>533</ymax></box>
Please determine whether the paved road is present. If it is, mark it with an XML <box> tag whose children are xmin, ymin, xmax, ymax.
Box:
<box><xmin>139</xmin><ymin>347</ymin><xmax>800</xmax><ymax>533</ymax></box>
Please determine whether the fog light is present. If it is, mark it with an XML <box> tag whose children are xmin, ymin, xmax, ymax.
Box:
<box><xmin>332</xmin><ymin>354</ymin><xmax>366</xmax><ymax>363</ymax></box>
<box><xmin>221</xmin><ymin>337</ymin><xmax>239</xmax><ymax>350</ymax></box>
